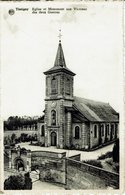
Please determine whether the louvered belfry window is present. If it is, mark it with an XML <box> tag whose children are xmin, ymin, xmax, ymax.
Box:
<box><xmin>66</xmin><ymin>78</ymin><xmax>70</xmax><ymax>95</ymax></box>
<box><xmin>51</xmin><ymin>77</ymin><xmax>57</xmax><ymax>94</ymax></box>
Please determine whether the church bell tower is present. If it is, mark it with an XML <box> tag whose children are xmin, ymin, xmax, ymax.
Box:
<box><xmin>44</xmin><ymin>35</ymin><xmax>75</xmax><ymax>148</ymax></box>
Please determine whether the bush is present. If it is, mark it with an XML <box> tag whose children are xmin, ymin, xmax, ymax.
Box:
<box><xmin>106</xmin><ymin>158</ymin><xmax>113</xmax><ymax>166</ymax></box>
<box><xmin>4</xmin><ymin>174</ymin><xmax>25</xmax><ymax>190</ymax></box>
<box><xmin>83</xmin><ymin>160</ymin><xmax>103</xmax><ymax>168</ymax></box>
<box><xmin>106</xmin><ymin>158</ymin><xmax>119</xmax><ymax>173</ymax></box>
<box><xmin>4</xmin><ymin>173</ymin><xmax>32</xmax><ymax>190</ymax></box>
<box><xmin>113</xmin><ymin>163</ymin><xmax>119</xmax><ymax>173</ymax></box>
<box><xmin>44</xmin><ymin>170</ymin><xmax>54</xmax><ymax>182</ymax></box>
<box><xmin>24</xmin><ymin>172</ymin><xmax>32</xmax><ymax>189</ymax></box>
<box><xmin>98</xmin><ymin>151</ymin><xmax>112</xmax><ymax>160</ymax></box>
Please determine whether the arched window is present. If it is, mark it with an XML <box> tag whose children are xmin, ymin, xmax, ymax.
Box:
<box><xmin>101</xmin><ymin>124</ymin><xmax>104</xmax><ymax>136</ymax></box>
<box><xmin>106</xmin><ymin>124</ymin><xmax>110</xmax><ymax>136</ymax></box>
<box><xmin>115</xmin><ymin>124</ymin><xmax>118</xmax><ymax>138</ymax></box>
<box><xmin>105</xmin><ymin>124</ymin><xmax>109</xmax><ymax>136</ymax></box>
<box><xmin>41</xmin><ymin>125</ymin><xmax>45</xmax><ymax>136</ymax></box>
<box><xmin>51</xmin><ymin>110</ymin><xmax>56</xmax><ymax>126</ymax></box>
<box><xmin>94</xmin><ymin>125</ymin><xmax>97</xmax><ymax>138</ymax></box>
<box><xmin>111</xmin><ymin>124</ymin><xmax>114</xmax><ymax>135</ymax></box>
<box><xmin>66</xmin><ymin>78</ymin><xmax>70</xmax><ymax>95</ymax></box>
<box><xmin>75</xmin><ymin>126</ymin><xmax>80</xmax><ymax>139</ymax></box>
<box><xmin>51</xmin><ymin>77</ymin><xmax>57</xmax><ymax>94</ymax></box>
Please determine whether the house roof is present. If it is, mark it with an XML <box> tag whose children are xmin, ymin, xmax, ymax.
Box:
<box><xmin>73</xmin><ymin>96</ymin><xmax>119</xmax><ymax>122</ymax></box>
<box><xmin>44</xmin><ymin>41</ymin><xmax>75</xmax><ymax>76</ymax></box>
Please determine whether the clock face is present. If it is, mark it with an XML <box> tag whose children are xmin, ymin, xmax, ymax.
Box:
<box><xmin>51</xmin><ymin>102</ymin><xmax>56</xmax><ymax>108</ymax></box>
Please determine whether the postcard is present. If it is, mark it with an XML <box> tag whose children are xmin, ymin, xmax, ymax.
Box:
<box><xmin>0</xmin><ymin>1</ymin><xmax>124</xmax><ymax>194</ymax></box>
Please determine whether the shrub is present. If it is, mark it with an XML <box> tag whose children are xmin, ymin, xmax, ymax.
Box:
<box><xmin>4</xmin><ymin>173</ymin><xmax>32</xmax><ymax>190</ymax></box>
<box><xmin>4</xmin><ymin>174</ymin><xmax>25</xmax><ymax>190</ymax></box>
<box><xmin>106</xmin><ymin>158</ymin><xmax>119</xmax><ymax>173</ymax></box>
<box><xmin>98</xmin><ymin>151</ymin><xmax>112</xmax><ymax>160</ymax></box>
<box><xmin>24</xmin><ymin>172</ymin><xmax>32</xmax><ymax>189</ymax></box>
<box><xmin>106</xmin><ymin>158</ymin><xmax>113</xmax><ymax>166</ymax></box>
<box><xmin>44</xmin><ymin>170</ymin><xmax>54</xmax><ymax>182</ymax></box>
<box><xmin>83</xmin><ymin>160</ymin><xmax>103</xmax><ymax>168</ymax></box>
<box><xmin>113</xmin><ymin>163</ymin><xmax>119</xmax><ymax>173</ymax></box>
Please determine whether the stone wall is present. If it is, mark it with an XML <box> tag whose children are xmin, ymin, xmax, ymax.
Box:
<box><xmin>39</xmin><ymin>159</ymin><xmax>65</xmax><ymax>184</ymax></box>
<box><xmin>31</xmin><ymin>151</ymin><xmax>66</xmax><ymax>184</ymax></box>
<box><xmin>4</xmin><ymin>130</ymin><xmax>38</xmax><ymax>138</ymax></box>
<box><xmin>69</xmin><ymin>154</ymin><xmax>81</xmax><ymax>161</ymax></box>
<box><xmin>90</xmin><ymin>123</ymin><xmax>118</xmax><ymax>149</ymax></box>
<box><xmin>72</xmin><ymin>122</ymin><xmax>90</xmax><ymax>149</ymax></box>
<box><xmin>66</xmin><ymin>158</ymin><xmax>119</xmax><ymax>189</ymax></box>
<box><xmin>10</xmin><ymin>148</ymin><xmax>31</xmax><ymax>172</ymax></box>
<box><xmin>37</xmin><ymin>122</ymin><xmax>45</xmax><ymax>144</ymax></box>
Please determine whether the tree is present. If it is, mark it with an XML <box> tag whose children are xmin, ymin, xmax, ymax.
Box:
<box><xmin>11</xmin><ymin>133</ymin><xmax>16</xmax><ymax>143</ymax></box>
<box><xmin>113</xmin><ymin>139</ymin><xmax>119</xmax><ymax>162</ymax></box>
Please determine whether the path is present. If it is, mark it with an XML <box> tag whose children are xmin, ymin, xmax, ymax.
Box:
<box><xmin>16</xmin><ymin>142</ymin><xmax>114</xmax><ymax>160</ymax></box>
<box><xmin>33</xmin><ymin>180</ymin><xmax>64</xmax><ymax>190</ymax></box>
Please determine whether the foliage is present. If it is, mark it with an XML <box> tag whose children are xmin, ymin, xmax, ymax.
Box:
<box><xmin>106</xmin><ymin>158</ymin><xmax>119</xmax><ymax>173</ymax></box>
<box><xmin>4</xmin><ymin>174</ymin><xmax>25</xmax><ymax>190</ymax></box>
<box><xmin>83</xmin><ymin>160</ymin><xmax>103</xmax><ymax>168</ymax></box>
<box><xmin>4</xmin><ymin>116</ymin><xmax>39</xmax><ymax>130</ymax></box>
<box><xmin>112</xmin><ymin>163</ymin><xmax>119</xmax><ymax>173</ymax></box>
<box><xmin>113</xmin><ymin>139</ymin><xmax>119</xmax><ymax>163</ymax></box>
<box><xmin>44</xmin><ymin>170</ymin><xmax>54</xmax><ymax>182</ymax></box>
<box><xmin>11</xmin><ymin>133</ymin><xmax>16</xmax><ymax>143</ymax></box>
<box><xmin>4</xmin><ymin>173</ymin><xmax>32</xmax><ymax>190</ymax></box>
<box><xmin>4</xmin><ymin>133</ymin><xmax>38</xmax><ymax>148</ymax></box>
<box><xmin>24</xmin><ymin>172</ymin><xmax>32</xmax><ymax>189</ymax></box>
<box><xmin>97</xmin><ymin>151</ymin><xmax>112</xmax><ymax>160</ymax></box>
<box><xmin>106</xmin><ymin>158</ymin><xmax>113</xmax><ymax>165</ymax></box>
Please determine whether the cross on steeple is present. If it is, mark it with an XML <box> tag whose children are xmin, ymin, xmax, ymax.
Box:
<box><xmin>58</xmin><ymin>29</ymin><xmax>62</xmax><ymax>42</ymax></box>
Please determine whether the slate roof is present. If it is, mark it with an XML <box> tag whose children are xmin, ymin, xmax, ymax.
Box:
<box><xmin>73</xmin><ymin>96</ymin><xmax>119</xmax><ymax>122</ymax></box>
<box><xmin>44</xmin><ymin>41</ymin><xmax>75</xmax><ymax>76</ymax></box>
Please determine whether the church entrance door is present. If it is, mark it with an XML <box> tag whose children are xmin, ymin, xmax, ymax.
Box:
<box><xmin>51</xmin><ymin>132</ymin><xmax>57</xmax><ymax>146</ymax></box>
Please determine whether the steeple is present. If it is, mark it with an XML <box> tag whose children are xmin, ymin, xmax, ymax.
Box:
<box><xmin>44</xmin><ymin>33</ymin><xmax>75</xmax><ymax>76</ymax></box>
<box><xmin>54</xmin><ymin>42</ymin><xmax>66</xmax><ymax>67</ymax></box>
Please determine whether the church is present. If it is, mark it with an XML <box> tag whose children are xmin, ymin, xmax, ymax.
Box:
<box><xmin>37</xmin><ymin>38</ymin><xmax>119</xmax><ymax>150</ymax></box>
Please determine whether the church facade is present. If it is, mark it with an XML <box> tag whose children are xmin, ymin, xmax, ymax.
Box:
<box><xmin>38</xmin><ymin>40</ymin><xmax>119</xmax><ymax>150</ymax></box>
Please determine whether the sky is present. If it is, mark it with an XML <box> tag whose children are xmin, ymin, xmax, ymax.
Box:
<box><xmin>1</xmin><ymin>1</ymin><xmax>123</xmax><ymax>119</ymax></box>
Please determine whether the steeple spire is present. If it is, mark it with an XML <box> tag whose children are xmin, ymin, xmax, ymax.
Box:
<box><xmin>44</xmin><ymin>32</ymin><xmax>75</xmax><ymax>76</ymax></box>
<box><xmin>54</xmin><ymin>30</ymin><xmax>66</xmax><ymax>67</ymax></box>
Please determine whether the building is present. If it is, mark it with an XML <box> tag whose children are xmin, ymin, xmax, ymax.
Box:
<box><xmin>38</xmin><ymin>39</ymin><xmax>119</xmax><ymax>150</ymax></box>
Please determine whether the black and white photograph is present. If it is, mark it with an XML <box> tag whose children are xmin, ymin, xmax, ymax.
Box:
<box><xmin>1</xmin><ymin>1</ymin><xmax>124</xmax><ymax>192</ymax></box>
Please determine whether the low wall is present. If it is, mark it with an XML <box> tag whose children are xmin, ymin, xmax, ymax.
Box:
<box><xmin>69</xmin><ymin>154</ymin><xmax>81</xmax><ymax>161</ymax></box>
<box><xmin>32</xmin><ymin>151</ymin><xmax>66</xmax><ymax>158</ymax></box>
<box><xmin>31</xmin><ymin>151</ymin><xmax>66</xmax><ymax>184</ymax></box>
<box><xmin>4</xmin><ymin>130</ymin><xmax>38</xmax><ymax>138</ymax></box>
<box><xmin>66</xmin><ymin>158</ymin><xmax>119</xmax><ymax>189</ymax></box>
<box><xmin>39</xmin><ymin>160</ymin><xmax>65</xmax><ymax>184</ymax></box>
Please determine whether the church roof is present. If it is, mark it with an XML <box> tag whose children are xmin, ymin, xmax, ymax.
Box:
<box><xmin>73</xmin><ymin>96</ymin><xmax>119</xmax><ymax>122</ymax></box>
<box><xmin>54</xmin><ymin>41</ymin><xmax>66</xmax><ymax>67</ymax></box>
<box><xmin>44</xmin><ymin>41</ymin><xmax>75</xmax><ymax>76</ymax></box>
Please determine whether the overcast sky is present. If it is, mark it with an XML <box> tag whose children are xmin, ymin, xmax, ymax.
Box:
<box><xmin>1</xmin><ymin>2</ymin><xmax>123</xmax><ymax>119</ymax></box>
